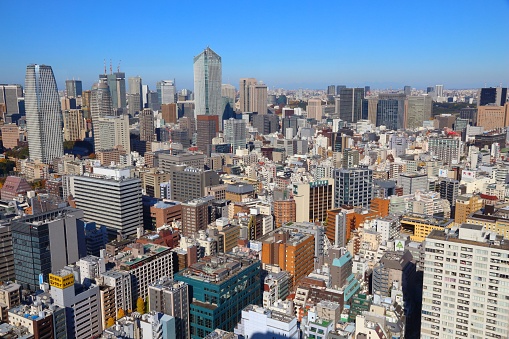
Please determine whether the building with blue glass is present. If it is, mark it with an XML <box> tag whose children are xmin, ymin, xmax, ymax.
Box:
<box><xmin>174</xmin><ymin>253</ymin><xmax>261</xmax><ymax>339</ymax></box>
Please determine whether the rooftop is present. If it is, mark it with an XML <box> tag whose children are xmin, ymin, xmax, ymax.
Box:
<box><xmin>428</xmin><ymin>224</ymin><xmax>509</xmax><ymax>250</ymax></box>
<box><xmin>176</xmin><ymin>253</ymin><xmax>258</xmax><ymax>285</ymax></box>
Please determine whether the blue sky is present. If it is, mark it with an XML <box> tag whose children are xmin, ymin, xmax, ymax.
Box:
<box><xmin>2</xmin><ymin>0</ymin><xmax>509</xmax><ymax>91</ymax></box>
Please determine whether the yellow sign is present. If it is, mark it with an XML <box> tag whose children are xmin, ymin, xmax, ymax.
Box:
<box><xmin>49</xmin><ymin>273</ymin><xmax>74</xmax><ymax>289</ymax></box>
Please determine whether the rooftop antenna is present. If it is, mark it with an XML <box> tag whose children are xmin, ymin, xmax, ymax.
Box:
<box><xmin>110</xmin><ymin>59</ymin><xmax>112</xmax><ymax>74</ymax></box>
<box><xmin>104</xmin><ymin>59</ymin><xmax>107</xmax><ymax>75</ymax></box>
<box><xmin>117</xmin><ymin>60</ymin><xmax>121</xmax><ymax>73</ymax></box>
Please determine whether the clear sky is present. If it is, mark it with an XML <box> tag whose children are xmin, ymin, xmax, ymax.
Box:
<box><xmin>2</xmin><ymin>0</ymin><xmax>509</xmax><ymax>91</ymax></box>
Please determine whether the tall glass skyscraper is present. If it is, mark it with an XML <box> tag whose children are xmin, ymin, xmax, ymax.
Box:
<box><xmin>100</xmin><ymin>72</ymin><xmax>126</xmax><ymax>110</ymax></box>
<box><xmin>91</xmin><ymin>82</ymin><xmax>113</xmax><ymax>151</ymax></box>
<box><xmin>193</xmin><ymin>47</ymin><xmax>222</xmax><ymax>121</ymax></box>
<box><xmin>156</xmin><ymin>80</ymin><xmax>176</xmax><ymax>105</ymax></box>
<box><xmin>25</xmin><ymin>64</ymin><xmax>64</xmax><ymax>163</ymax></box>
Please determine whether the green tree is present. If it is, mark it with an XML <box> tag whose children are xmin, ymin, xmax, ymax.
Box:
<box><xmin>136</xmin><ymin>297</ymin><xmax>145</xmax><ymax>314</ymax></box>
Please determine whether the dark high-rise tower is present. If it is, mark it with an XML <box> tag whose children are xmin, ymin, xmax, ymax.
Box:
<box><xmin>25</xmin><ymin>64</ymin><xmax>64</xmax><ymax>163</ymax></box>
<box><xmin>338</xmin><ymin>87</ymin><xmax>364</xmax><ymax>123</ymax></box>
<box><xmin>139</xmin><ymin>108</ymin><xmax>155</xmax><ymax>142</ymax></box>
<box><xmin>196</xmin><ymin>115</ymin><xmax>219</xmax><ymax>155</ymax></box>
<box><xmin>479</xmin><ymin>87</ymin><xmax>508</xmax><ymax>106</ymax></box>
<box><xmin>65</xmin><ymin>79</ymin><xmax>83</xmax><ymax>98</ymax></box>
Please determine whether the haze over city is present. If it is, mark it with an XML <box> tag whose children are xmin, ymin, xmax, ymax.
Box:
<box><xmin>2</xmin><ymin>0</ymin><xmax>509</xmax><ymax>90</ymax></box>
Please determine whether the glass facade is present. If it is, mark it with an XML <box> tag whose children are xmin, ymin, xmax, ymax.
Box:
<box><xmin>175</xmin><ymin>258</ymin><xmax>261</xmax><ymax>339</ymax></box>
<box><xmin>193</xmin><ymin>47</ymin><xmax>222</xmax><ymax>120</ymax></box>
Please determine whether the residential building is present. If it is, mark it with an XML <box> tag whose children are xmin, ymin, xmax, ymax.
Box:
<box><xmin>260</xmin><ymin>228</ymin><xmax>315</xmax><ymax>287</ymax></box>
<box><xmin>273</xmin><ymin>199</ymin><xmax>296</xmax><ymax>228</ymax></box>
<box><xmin>181</xmin><ymin>198</ymin><xmax>210</xmax><ymax>237</ymax></box>
<box><xmin>63</xmin><ymin>109</ymin><xmax>86</xmax><ymax>141</ymax></box>
<box><xmin>113</xmin><ymin>242</ymin><xmax>174</xmax><ymax>301</ymax></box>
<box><xmin>421</xmin><ymin>224</ymin><xmax>509</xmax><ymax>339</ymax></box>
<box><xmin>25</xmin><ymin>64</ymin><xmax>64</xmax><ymax>163</ymax></box>
<box><xmin>428</xmin><ymin>137</ymin><xmax>461</xmax><ymax>165</ymax></box>
<box><xmin>1</xmin><ymin>124</ymin><xmax>20</xmax><ymax>149</ymax></box>
<box><xmin>96</xmin><ymin>114</ymin><xmax>131</xmax><ymax>153</ymax></box>
<box><xmin>454</xmin><ymin>194</ymin><xmax>483</xmax><ymax>224</ymax></box>
<box><xmin>149</xmin><ymin>277</ymin><xmax>189</xmax><ymax>339</ymax></box>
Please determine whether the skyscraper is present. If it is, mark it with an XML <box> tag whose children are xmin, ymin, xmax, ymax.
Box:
<box><xmin>11</xmin><ymin>208</ymin><xmax>86</xmax><ymax>291</ymax></box>
<box><xmin>128</xmin><ymin>76</ymin><xmax>143</xmax><ymax>115</ymax></box>
<box><xmin>101</xmin><ymin>72</ymin><xmax>126</xmax><ymax>110</ymax></box>
<box><xmin>249</xmin><ymin>82</ymin><xmax>268</xmax><ymax>114</ymax></box>
<box><xmin>91</xmin><ymin>82</ymin><xmax>113</xmax><ymax>151</ymax></box>
<box><xmin>157</xmin><ymin>80</ymin><xmax>176</xmax><ymax>105</ymax></box>
<box><xmin>194</xmin><ymin>47</ymin><xmax>222</xmax><ymax>120</ymax></box>
<box><xmin>307</xmin><ymin>98</ymin><xmax>322</xmax><ymax>120</ymax></box>
<box><xmin>0</xmin><ymin>84</ymin><xmax>23</xmax><ymax>115</ymax></box>
<box><xmin>223</xmin><ymin>118</ymin><xmax>246</xmax><ymax>152</ymax></box>
<box><xmin>338</xmin><ymin>88</ymin><xmax>364</xmax><ymax>123</ymax></box>
<box><xmin>25</xmin><ymin>64</ymin><xmax>64</xmax><ymax>163</ymax></box>
<box><xmin>327</xmin><ymin>85</ymin><xmax>336</xmax><ymax>96</ymax></box>
<box><xmin>196</xmin><ymin>115</ymin><xmax>219</xmax><ymax>155</ymax></box>
<box><xmin>406</xmin><ymin>95</ymin><xmax>433</xmax><ymax>129</ymax></box>
<box><xmin>403</xmin><ymin>85</ymin><xmax>411</xmax><ymax>96</ymax></box>
<box><xmin>96</xmin><ymin>115</ymin><xmax>130</xmax><ymax>153</ymax></box>
<box><xmin>63</xmin><ymin>109</ymin><xmax>86</xmax><ymax>141</ymax></box>
<box><xmin>239</xmin><ymin>78</ymin><xmax>257</xmax><ymax>112</ymax></box>
<box><xmin>221</xmin><ymin>84</ymin><xmax>236</xmax><ymax>105</ymax></box>
<box><xmin>139</xmin><ymin>108</ymin><xmax>155</xmax><ymax>142</ymax></box>
<box><xmin>69</xmin><ymin>173</ymin><xmax>142</xmax><ymax>237</ymax></box>
<box><xmin>478</xmin><ymin>87</ymin><xmax>508</xmax><ymax>106</ymax></box>
<box><xmin>435</xmin><ymin>84</ymin><xmax>444</xmax><ymax>98</ymax></box>
<box><xmin>65</xmin><ymin>79</ymin><xmax>82</xmax><ymax>98</ymax></box>
<box><xmin>421</xmin><ymin>225</ymin><xmax>509</xmax><ymax>339</ymax></box>
<box><xmin>376</xmin><ymin>93</ymin><xmax>406</xmax><ymax>130</ymax></box>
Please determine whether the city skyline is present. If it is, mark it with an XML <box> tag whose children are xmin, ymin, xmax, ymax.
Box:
<box><xmin>2</xmin><ymin>1</ymin><xmax>508</xmax><ymax>91</ymax></box>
